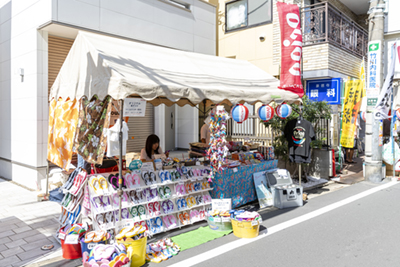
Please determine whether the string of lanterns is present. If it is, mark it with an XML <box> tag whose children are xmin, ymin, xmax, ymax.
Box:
<box><xmin>230</xmin><ymin>103</ymin><xmax>293</xmax><ymax>123</ymax></box>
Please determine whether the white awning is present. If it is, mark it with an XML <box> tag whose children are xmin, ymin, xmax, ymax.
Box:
<box><xmin>50</xmin><ymin>31</ymin><xmax>301</xmax><ymax>106</ymax></box>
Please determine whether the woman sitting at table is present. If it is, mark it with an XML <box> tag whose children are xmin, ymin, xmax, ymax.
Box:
<box><xmin>140</xmin><ymin>134</ymin><xmax>169</xmax><ymax>161</ymax></box>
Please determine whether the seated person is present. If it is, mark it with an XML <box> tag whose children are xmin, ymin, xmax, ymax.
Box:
<box><xmin>140</xmin><ymin>134</ymin><xmax>169</xmax><ymax>161</ymax></box>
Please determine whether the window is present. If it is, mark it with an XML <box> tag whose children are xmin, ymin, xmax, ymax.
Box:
<box><xmin>225</xmin><ymin>0</ymin><xmax>273</xmax><ymax>33</ymax></box>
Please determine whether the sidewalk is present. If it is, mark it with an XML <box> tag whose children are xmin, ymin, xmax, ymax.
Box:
<box><xmin>0</xmin><ymin>178</ymin><xmax>62</xmax><ymax>267</ymax></box>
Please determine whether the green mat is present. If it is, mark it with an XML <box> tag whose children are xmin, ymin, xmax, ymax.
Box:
<box><xmin>171</xmin><ymin>226</ymin><xmax>232</xmax><ymax>251</ymax></box>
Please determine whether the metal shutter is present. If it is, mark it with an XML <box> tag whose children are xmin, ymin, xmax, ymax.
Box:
<box><xmin>126</xmin><ymin>103</ymin><xmax>154</xmax><ymax>153</ymax></box>
<box><xmin>48</xmin><ymin>35</ymin><xmax>74</xmax><ymax>97</ymax></box>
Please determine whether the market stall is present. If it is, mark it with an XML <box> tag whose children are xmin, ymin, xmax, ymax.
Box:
<box><xmin>48</xmin><ymin>31</ymin><xmax>301</xmax><ymax>265</ymax></box>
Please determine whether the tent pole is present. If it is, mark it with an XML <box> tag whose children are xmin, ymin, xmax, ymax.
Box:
<box><xmin>118</xmin><ymin>100</ymin><xmax>124</xmax><ymax>222</ymax></box>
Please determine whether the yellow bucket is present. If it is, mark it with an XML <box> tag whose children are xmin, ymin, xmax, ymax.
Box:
<box><xmin>231</xmin><ymin>219</ymin><xmax>260</xmax><ymax>239</ymax></box>
<box><xmin>118</xmin><ymin>237</ymin><xmax>147</xmax><ymax>267</ymax></box>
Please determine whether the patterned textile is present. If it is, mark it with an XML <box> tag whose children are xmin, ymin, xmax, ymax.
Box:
<box><xmin>210</xmin><ymin>160</ymin><xmax>278</xmax><ymax>208</ymax></box>
<box><xmin>74</xmin><ymin>95</ymin><xmax>112</xmax><ymax>165</ymax></box>
<box><xmin>47</xmin><ymin>99</ymin><xmax>79</xmax><ymax>170</ymax></box>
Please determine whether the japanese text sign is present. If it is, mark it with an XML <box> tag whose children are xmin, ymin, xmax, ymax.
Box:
<box><xmin>306</xmin><ymin>78</ymin><xmax>341</xmax><ymax>105</ymax></box>
<box><xmin>367</xmin><ymin>41</ymin><xmax>381</xmax><ymax>106</ymax></box>
<box><xmin>124</xmin><ymin>98</ymin><xmax>146</xmax><ymax>117</ymax></box>
<box><xmin>340</xmin><ymin>80</ymin><xmax>362</xmax><ymax>148</ymax></box>
<box><xmin>277</xmin><ymin>2</ymin><xmax>304</xmax><ymax>97</ymax></box>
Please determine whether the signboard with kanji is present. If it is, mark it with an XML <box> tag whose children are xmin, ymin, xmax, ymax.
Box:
<box><xmin>340</xmin><ymin>80</ymin><xmax>362</xmax><ymax>148</ymax></box>
<box><xmin>306</xmin><ymin>78</ymin><xmax>341</xmax><ymax>105</ymax></box>
<box><xmin>367</xmin><ymin>41</ymin><xmax>381</xmax><ymax>106</ymax></box>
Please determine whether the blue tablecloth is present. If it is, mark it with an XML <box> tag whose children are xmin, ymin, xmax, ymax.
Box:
<box><xmin>210</xmin><ymin>160</ymin><xmax>278</xmax><ymax>208</ymax></box>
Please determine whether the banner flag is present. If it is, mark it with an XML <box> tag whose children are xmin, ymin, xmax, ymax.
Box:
<box><xmin>374</xmin><ymin>42</ymin><xmax>397</xmax><ymax>119</ymax></box>
<box><xmin>359</xmin><ymin>58</ymin><xmax>367</xmax><ymax>112</ymax></box>
<box><xmin>340</xmin><ymin>80</ymin><xmax>363</xmax><ymax>148</ymax></box>
<box><xmin>277</xmin><ymin>2</ymin><xmax>304</xmax><ymax>97</ymax></box>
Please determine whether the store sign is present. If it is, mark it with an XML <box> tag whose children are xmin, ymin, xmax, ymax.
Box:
<box><xmin>124</xmin><ymin>98</ymin><xmax>146</xmax><ymax>117</ymax></box>
<box><xmin>306</xmin><ymin>78</ymin><xmax>341</xmax><ymax>105</ymax></box>
<box><xmin>211</xmin><ymin>199</ymin><xmax>232</xmax><ymax>211</ymax></box>
<box><xmin>367</xmin><ymin>41</ymin><xmax>381</xmax><ymax>106</ymax></box>
<box><xmin>277</xmin><ymin>2</ymin><xmax>304</xmax><ymax>97</ymax></box>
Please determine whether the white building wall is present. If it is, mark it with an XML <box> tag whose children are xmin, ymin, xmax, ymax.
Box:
<box><xmin>0</xmin><ymin>0</ymin><xmax>52</xmax><ymax>189</ymax></box>
<box><xmin>386</xmin><ymin>0</ymin><xmax>400</xmax><ymax>34</ymax></box>
<box><xmin>0</xmin><ymin>0</ymin><xmax>216</xmax><ymax>187</ymax></box>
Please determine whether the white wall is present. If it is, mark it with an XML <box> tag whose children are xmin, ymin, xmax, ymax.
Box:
<box><xmin>386</xmin><ymin>0</ymin><xmax>400</xmax><ymax>33</ymax></box>
<box><xmin>52</xmin><ymin>0</ymin><xmax>216</xmax><ymax>55</ymax></box>
<box><xmin>0</xmin><ymin>0</ymin><xmax>52</xmax><ymax>189</ymax></box>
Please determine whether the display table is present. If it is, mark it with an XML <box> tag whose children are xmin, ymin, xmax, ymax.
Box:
<box><xmin>210</xmin><ymin>160</ymin><xmax>278</xmax><ymax>208</ymax></box>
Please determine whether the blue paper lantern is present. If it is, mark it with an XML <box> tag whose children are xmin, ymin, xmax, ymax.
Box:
<box><xmin>257</xmin><ymin>105</ymin><xmax>274</xmax><ymax>122</ymax></box>
<box><xmin>231</xmin><ymin>104</ymin><xmax>249</xmax><ymax>124</ymax></box>
<box><xmin>275</xmin><ymin>103</ymin><xmax>292</xmax><ymax>119</ymax></box>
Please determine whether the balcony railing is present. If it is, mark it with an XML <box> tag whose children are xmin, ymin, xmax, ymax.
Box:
<box><xmin>301</xmin><ymin>2</ymin><xmax>368</xmax><ymax>58</ymax></box>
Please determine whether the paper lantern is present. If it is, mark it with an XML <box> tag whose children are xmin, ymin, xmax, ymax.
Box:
<box><xmin>396</xmin><ymin>109</ymin><xmax>400</xmax><ymax>120</ymax></box>
<box><xmin>275</xmin><ymin>103</ymin><xmax>292</xmax><ymax>119</ymax></box>
<box><xmin>231</xmin><ymin>104</ymin><xmax>249</xmax><ymax>123</ymax></box>
<box><xmin>257</xmin><ymin>105</ymin><xmax>274</xmax><ymax>122</ymax></box>
<box><xmin>359</xmin><ymin>111</ymin><xmax>366</xmax><ymax>122</ymax></box>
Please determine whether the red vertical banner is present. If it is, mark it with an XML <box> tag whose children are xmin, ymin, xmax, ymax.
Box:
<box><xmin>277</xmin><ymin>2</ymin><xmax>304</xmax><ymax>97</ymax></box>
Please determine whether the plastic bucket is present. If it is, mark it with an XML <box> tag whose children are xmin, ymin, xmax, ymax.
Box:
<box><xmin>80</xmin><ymin>238</ymin><xmax>107</xmax><ymax>258</ymax></box>
<box><xmin>117</xmin><ymin>237</ymin><xmax>147</xmax><ymax>267</ymax></box>
<box><xmin>60</xmin><ymin>238</ymin><xmax>82</xmax><ymax>259</ymax></box>
<box><xmin>231</xmin><ymin>219</ymin><xmax>260</xmax><ymax>239</ymax></box>
<box><xmin>207</xmin><ymin>216</ymin><xmax>232</xmax><ymax>231</ymax></box>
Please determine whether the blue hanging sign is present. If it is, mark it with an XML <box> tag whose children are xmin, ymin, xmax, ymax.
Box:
<box><xmin>306</xmin><ymin>78</ymin><xmax>341</xmax><ymax>105</ymax></box>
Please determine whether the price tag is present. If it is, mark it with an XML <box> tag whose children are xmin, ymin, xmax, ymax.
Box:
<box><xmin>141</xmin><ymin>162</ymin><xmax>155</xmax><ymax>172</ymax></box>
<box><xmin>213</xmin><ymin>217</ymin><xmax>222</xmax><ymax>223</ymax></box>
<box><xmin>221</xmin><ymin>217</ymin><xmax>231</xmax><ymax>222</ymax></box>
<box><xmin>136</xmin><ymin>188</ymin><xmax>143</xmax><ymax>192</ymax></box>
<box><xmin>178</xmin><ymin>182</ymin><xmax>185</xmax><ymax>185</ymax></box>
<box><xmin>233</xmin><ymin>168</ymin><xmax>238</xmax><ymax>173</ymax></box>
<box><xmin>150</xmin><ymin>185</ymin><xmax>158</xmax><ymax>189</ymax></box>
<box><xmin>58</xmin><ymin>233</ymin><xmax>66</xmax><ymax>240</ymax></box>
<box><xmin>196</xmin><ymin>162</ymin><xmax>201</xmax><ymax>166</ymax></box>
<box><xmin>251</xmin><ymin>220</ymin><xmax>259</xmax><ymax>226</ymax></box>
<box><xmin>64</xmin><ymin>235</ymin><xmax>79</xmax><ymax>244</ymax></box>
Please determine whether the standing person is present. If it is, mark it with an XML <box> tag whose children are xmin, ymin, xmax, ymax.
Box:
<box><xmin>140</xmin><ymin>134</ymin><xmax>169</xmax><ymax>161</ymax></box>
<box><xmin>346</xmin><ymin>116</ymin><xmax>360</xmax><ymax>163</ymax></box>
<box><xmin>201</xmin><ymin>116</ymin><xmax>211</xmax><ymax>144</ymax></box>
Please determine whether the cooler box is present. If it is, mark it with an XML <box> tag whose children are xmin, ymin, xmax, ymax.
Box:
<box><xmin>265</xmin><ymin>169</ymin><xmax>303</xmax><ymax>209</ymax></box>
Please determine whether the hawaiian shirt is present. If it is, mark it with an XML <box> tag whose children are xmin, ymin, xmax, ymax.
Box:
<box><xmin>74</xmin><ymin>95</ymin><xmax>112</xmax><ymax>165</ymax></box>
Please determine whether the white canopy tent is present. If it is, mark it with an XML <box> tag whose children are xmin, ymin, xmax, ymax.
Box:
<box><xmin>50</xmin><ymin>31</ymin><xmax>300</xmax><ymax>105</ymax></box>
<box><xmin>49</xmin><ymin>31</ymin><xmax>301</xmax><ymax>220</ymax></box>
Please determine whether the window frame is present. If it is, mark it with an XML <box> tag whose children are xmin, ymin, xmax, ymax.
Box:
<box><xmin>225</xmin><ymin>0</ymin><xmax>273</xmax><ymax>34</ymax></box>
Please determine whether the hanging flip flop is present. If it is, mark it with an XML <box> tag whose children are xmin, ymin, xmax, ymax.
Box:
<box><xmin>183</xmin><ymin>212</ymin><xmax>190</xmax><ymax>224</ymax></box>
<box><xmin>147</xmin><ymin>202</ymin><xmax>155</xmax><ymax>218</ymax></box>
<box><xmin>138</xmin><ymin>205</ymin><xmax>146</xmax><ymax>219</ymax></box>
<box><xmin>130</xmin><ymin>206</ymin><xmax>138</xmax><ymax>219</ymax></box>
<box><xmin>158</xmin><ymin>186</ymin><xmax>165</xmax><ymax>199</ymax></box>
<box><xmin>141</xmin><ymin>172</ymin><xmax>150</xmax><ymax>186</ymax></box>
<box><xmin>154</xmin><ymin>202</ymin><xmax>161</xmax><ymax>216</ymax></box>
<box><xmin>164</xmin><ymin>186</ymin><xmax>172</xmax><ymax>198</ymax></box>
<box><xmin>176</xmin><ymin>199</ymin><xmax>182</xmax><ymax>211</ymax></box>
<box><xmin>159</xmin><ymin>171</ymin><xmax>165</xmax><ymax>183</ymax></box>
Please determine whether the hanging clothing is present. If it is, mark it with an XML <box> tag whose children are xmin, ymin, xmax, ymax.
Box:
<box><xmin>47</xmin><ymin>99</ymin><xmax>80</xmax><ymax>170</ymax></box>
<box><xmin>74</xmin><ymin>95</ymin><xmax>112</xmax><ymax>165</ymax></box>
<box><xmin>284</xmin><ymin>118</ymin><xmax>316</xmax><ymax>164</ymax></box>
<box><xmin>106</xmin><ymin>119</ymin><xmax>129</xmax><ymax>157</ymax></box>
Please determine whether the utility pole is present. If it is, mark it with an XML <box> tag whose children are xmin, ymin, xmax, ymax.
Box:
<box><xmin>365</xmin><ymin>0</ymin><xmax>386</xmax><ymax>183</ymax></box>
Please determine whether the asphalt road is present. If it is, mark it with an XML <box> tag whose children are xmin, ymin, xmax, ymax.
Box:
<box><xmin>149</xmin><ymin>180</ymin><xmax>400</xmax><ymax>267</ymax></box>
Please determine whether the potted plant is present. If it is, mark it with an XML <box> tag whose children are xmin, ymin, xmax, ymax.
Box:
<box><xmin>262</xmin><ymin>96</ymin><xmax>332</xmax><ymax>179</ymax></box>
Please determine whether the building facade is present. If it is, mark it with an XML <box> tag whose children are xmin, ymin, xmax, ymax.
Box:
<box><xmin>212</xmin><ymin>0</ymin><xmax>370</xmax><ymax>148</ymax></box>
<box><xmin>0</xmin><ymin>0</ymin><xmax>216</xmax><ymax>189</ymax></box>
